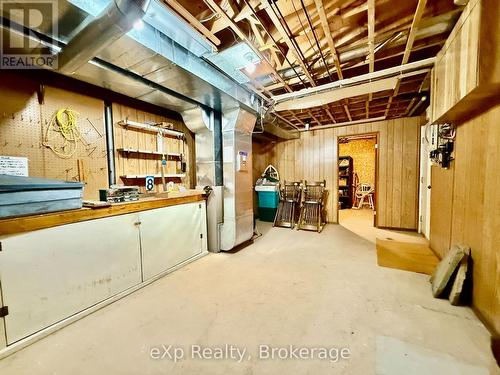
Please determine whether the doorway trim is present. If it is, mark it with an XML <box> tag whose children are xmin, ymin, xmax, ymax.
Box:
<box><xmin>418</xmin><ymin>124</ymin><xmax>432</xmax><ymax>238</ymax></box>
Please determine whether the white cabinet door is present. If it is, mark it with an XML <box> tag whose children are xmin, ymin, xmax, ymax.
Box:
<box><xmin>0</xmin><ymin>214</ymin><xmax>142</xmax><ymax>344</ymax></box>
<box><xmin>139</xmin><ymin>202</ymin><xmax>204</xmax><ymax>280</ymax></box>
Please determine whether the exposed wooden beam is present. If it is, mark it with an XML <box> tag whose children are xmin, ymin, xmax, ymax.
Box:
<box><xmin>343</xmin><ymin>2</ymin><xmax>368</xmax><ymax>18</ymax></box>
<box><xmin>209</xmin><ymin>0</ymin><xmax>236</xmax><ymax>33</ymax></box>
<box><xmin>367</xmin><ymin>0</ymin><xmax>375</xmax><ymax>101</ymax></box>
<box><xmin>162</xmin><ymin>0</ymin><xmax>221</xmax><ymax>46</ymax></box>
<box><xmin>274</xmin><ymin>112</ymin><xmax>301</xmax><ymax>131</ymax></box>
<box><xmin>367</xmin><ymin>0</ymin><xmax>375</xmax><ymax>73</ymax></box>
<box><xmin>203</xmin><ymin>0</ymin><xmax>292</xmax><ymax>93</ymax></box>
<box><xmin>309</xmin><ymin>111</ymin><xmax>322</xmax><ymax>126</ymax></box>
<box><xmin>313</xmin><ymin>0</ymin><xmax>344</xmax><ymax>80</ymax></box>
<box><xmin>262</xmin><ymin>1</ymin><xmax>316</xmax><ymax>86</ymax></box>
<box><xmin>404</xmin><ymin>70</ymin><xmax>430</xmax><ymax>115</ymax></box>
<box><xmin>324</xmin><ymin>105</ymin><xmax>336</xmax><ymax>123</ymax></box>
<box><xmin>385</xmin><ymin>0</ymin><xmax>427</xmax><ymax>117</ymax></box>
<box><xmin>204</xmin><ymin>0</ymin><xmax>247</xmax><ymax>41</ymax></box>
<box><xmin>233</xmin><ymin>3</ymin><xmax>252</xmax><ymax>22</ymax></box>
<box><xmin>402</xmin><ymin>0</ymin><xmax>428</xmax><ymax>65</ymax></box>
<box><xmin>343</xmin><ymin>104</ymin><xmax>352</xmax><ymax>121</ymax></box>
<box><xmin>287</xmin><ymin>111</ymin><xmax>304</xmax><ymax>125</ymax></box>
<box><xmin>248</xmin><ymin>21</ymin><xmax>281</xmax><ymax>69</ymax></box>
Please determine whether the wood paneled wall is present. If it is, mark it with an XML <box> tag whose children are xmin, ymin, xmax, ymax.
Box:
<box><xmin>252</xmin><ymin>141</ymin><xmax>275</xmax><ymax>182</ymax></box>
<box><xmin>431</xmin><ymin>0</ymin><xmax>480</xmax><ymax>122</ymax></box>
<box><xmin>0</xmin><ymin>74</ymin><xmax>108</xmax><ymax>200</ymax></box>
<box><xmin>429</xmin><ymin>104</ymin><xmax>500</xmax><ymax>334</ymax></box>
<box><xmin>254</xmin><ymin>117</ymin><xmax>422</xmax><ymax>229</ymax></box>
<box><xmin>430</xmin><ymin>0</ymin><xmax>500</xmax><ymax>124</ymax></box>
<box><xmin>112</xmin><ymin>104</ymin><xmax>195</xmax><ymax>193</ymax></box>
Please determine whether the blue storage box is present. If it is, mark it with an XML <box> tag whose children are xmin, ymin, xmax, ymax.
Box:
<box><xmin>0</xmin><ymin>175</ymin><xmax>84</xmax><ymax>218</ymax></box>
<box><xmin>257</xmin><ymin>191</ymin><xmax>279</xmax><ymax>208</ymax></box>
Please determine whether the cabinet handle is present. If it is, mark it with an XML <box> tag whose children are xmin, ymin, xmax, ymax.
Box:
<box><xmin>134</xmin><ymin>221</ymin><xmax>142</xmax><ymax>226</ymax></box>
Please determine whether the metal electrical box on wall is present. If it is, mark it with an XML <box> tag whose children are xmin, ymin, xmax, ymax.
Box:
<box><xmin>236</xmin><ymin>150</ymin><xmax>248</xmax><ymax>172</ymax></box>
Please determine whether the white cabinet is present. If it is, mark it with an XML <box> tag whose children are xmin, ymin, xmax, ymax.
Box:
<box><xmin>0</xmin><ymin>214</ymin><xmax>142</xmax><ymax>344</ymax></box>
<box><xmin>139</xmin><ymin>202</ymin><xmax>206</xmax><ymax>280</ymax></box>
<box><xmin>0</xmin><ymin>201</ymin><xmax>207</xmax><ymax>347</ymax></box>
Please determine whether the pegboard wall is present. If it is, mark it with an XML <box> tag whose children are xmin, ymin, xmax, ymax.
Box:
<box><xmin>112</xmin><ymin>103</ymin><xmax>195</xmax><ymax>193</ymax></box>
<box><xmin>0</xmin><ymin>75</ymin><xmax>108</xmax><ymax>200</ymax></box>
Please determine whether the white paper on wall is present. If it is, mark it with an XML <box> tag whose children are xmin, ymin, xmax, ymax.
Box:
<box><xmin>0</xmin><ymin>156</ymin><xmax>29</xmax><ymax>176</ymax></box>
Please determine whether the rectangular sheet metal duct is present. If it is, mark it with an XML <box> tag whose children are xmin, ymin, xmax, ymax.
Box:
<box><xmin>182</xmin><ymin>106</ymin><xmax>256</xmax><ymax>252</ymax></box>
<box><xmin>274</xmin><ymin>77</ymin><xmax>398</xmax><ymax>111</ymax></box>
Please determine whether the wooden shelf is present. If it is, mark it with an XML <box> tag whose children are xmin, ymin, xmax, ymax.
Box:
<box><xmin>121</xmin><ymin>174</ymin><xmax>186</xmax><ymax>179</ymax></box>
<box><xmin>338</xmin><ymin>156</ymin><xmax>353</xmax><ymax>209</ymax></box>
<box><xmin>117</xmin><ymin>148</ymin><xmax>182</xmax><ymax>158</ymax></box>
<box><xmin>118</xmin><ymin>120</ymin><xmax>185</xmax><ymax>138</ymax></box>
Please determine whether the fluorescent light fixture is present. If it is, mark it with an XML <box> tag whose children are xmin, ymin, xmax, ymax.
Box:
<box><xmin>205</xmin><ymin>42</ymin><xmax>261</xmax><ymax>83</ymax></box>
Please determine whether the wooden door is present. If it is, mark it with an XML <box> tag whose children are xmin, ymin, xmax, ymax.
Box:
<box><xmin>429</xmin><ymin>165</ymin><xmax>454</xmax><ymax>257</ymax></box>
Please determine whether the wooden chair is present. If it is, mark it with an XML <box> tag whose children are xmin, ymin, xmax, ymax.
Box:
<box><xmin>354</xmin><ymin>183</ymin><xmax>374</xmax><ymax>209</ymax></box>
<box><xmin>297</xmin><ymin>180</ymin><xmax>327</xmax><ymax>233</ymax></box>
<box><xmin>274</xmin><ymin>181</ymin><xmax>302</xmax><ymax>228</ymax></box>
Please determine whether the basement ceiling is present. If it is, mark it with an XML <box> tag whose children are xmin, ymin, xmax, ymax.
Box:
<box><xmin>162</xmin><ymin>0</ymin><xmax>463</xmax><ymax>129</ymax></box>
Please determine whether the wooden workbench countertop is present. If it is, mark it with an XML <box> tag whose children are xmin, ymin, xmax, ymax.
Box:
<box><xmin>0</xmin><ymin>190</ymin><xmax>205</xmax><ymax>236</ymax></box>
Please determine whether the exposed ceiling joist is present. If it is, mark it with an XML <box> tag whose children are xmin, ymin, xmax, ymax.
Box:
<box><xmin>402</xmin><ymin>0</ymin><xmax>429</xmax><ymax>65</ymax></box>
<box><xmin>314</xmin><ymin>0</ymin><xmax>344</xmax><ymax>80</ymax></box>
<box><xmin>163</xmin><ymin>0</ymin><xmax>221</xmax><ymax>46</ymax></box>
<box><xmin>262</xmin><ymin>1</ymin><xmax>317</xmax><ymax>86</ymax></box>
<box><xmin>367</xmin><ymin>0</ymin><xmax>375</xmax><ymax>102</ymax></box>
<box><xmin>164</xmin><ymin>0</ymin><xmax>462</xmax><ymax>129</ymax></box>
<box><xmin>385</xmin><ymin>0</ymin><xmax>428</xmax><ymax>117</ymax></box>
<box><xmin>203</xmin><ymin>0</ymin><xmax>291</xmax><ymax>94</ymax></box>
<box><xmin>343</xmin><ymin>2</ymin><xmax>368</xmax><ymax>18</ymax></box>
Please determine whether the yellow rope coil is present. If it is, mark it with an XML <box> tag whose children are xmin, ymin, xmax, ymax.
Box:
<box><xmin>43</xmin><ymin>108</ymin><xmax>81</xmax><ymax>159</ymax></box>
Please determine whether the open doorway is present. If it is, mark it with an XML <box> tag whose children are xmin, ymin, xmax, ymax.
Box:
<box><xmin>338</xmin><ymin>134</ymin><xmax>378</xmax><ymax>234</ymax></box>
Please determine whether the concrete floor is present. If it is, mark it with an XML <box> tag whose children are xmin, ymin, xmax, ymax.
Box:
<box><xmin>0</xmin><ymin>221</ymin><xmax>496</xmax><ymax>374</ymax></box>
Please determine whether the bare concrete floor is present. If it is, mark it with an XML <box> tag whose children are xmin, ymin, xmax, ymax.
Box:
<box><xmin>0</xmin><ymin>222</ymin><xmax>496</xmax><ymax>374</ymax></box>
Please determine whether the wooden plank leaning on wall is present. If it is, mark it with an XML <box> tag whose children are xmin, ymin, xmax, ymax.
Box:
<box><xmin>254</xmin><ymin>117</ymin><xmax>423</xmax><ymax>229</ymax></box>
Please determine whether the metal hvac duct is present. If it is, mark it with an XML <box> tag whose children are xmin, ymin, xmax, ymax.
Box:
<box><xmin>220</xmin><ymin>107</ymin><xmax>256</xmax><ymax>251</ymax></box>
<box><xmin>182</xmin><ymin>107</ymin><xmax>223</xmax><ymax>252</ymax></box>
<box><xmin>182</xmin><ymin>106</ymin><xmax>256</xmax><ymax>252</ymax></box>
<box><xmin>57</xmin><ymin>0</ymin><xmax>150</xmax><ymax>74</ymax></box>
